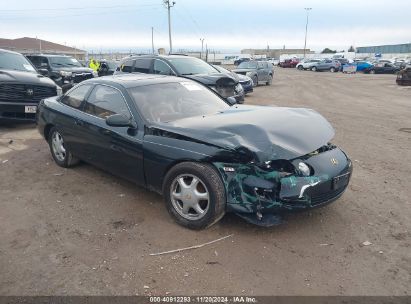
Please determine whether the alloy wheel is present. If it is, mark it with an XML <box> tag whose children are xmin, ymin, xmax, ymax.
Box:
<box><xmin>51</xmin><ymin>131</ymin><xmax>66</xmax><ymax>162</ymax></box>
<box><xmin>170</xmin><ymin>174</ymin><xmax>210</xmax><ymax>221</ymax></box>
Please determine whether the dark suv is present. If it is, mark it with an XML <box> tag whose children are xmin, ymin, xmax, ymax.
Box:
<box><xmin>26</xmin><ymin>54</ymin><xmax>97</xmax><ymax>93</ymax></box>
<box><xmin>0</xmin><ymin>49</ymin><xmax>59</xmax><ymax>122</ymax></box>
<box><xmin>114</xmin><ymin>55</ymin><xmax>244</xmax><ymax>103</ymax></box>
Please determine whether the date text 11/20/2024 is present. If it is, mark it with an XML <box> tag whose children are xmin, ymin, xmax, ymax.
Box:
<box><xmin>149</xmin><ymin>296</ymin><xmax>257</xmax><ymax>303</ymax></box>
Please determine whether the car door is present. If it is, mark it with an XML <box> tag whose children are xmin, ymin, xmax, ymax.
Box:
<box><xmin>257</xmin><ymin>62</ymin><xmax>266</xmax><ymax>81</ymax></box>
<box><xmin>80</xmin><ymin>84</ymin><xmax>145</xmax><ymax>185</ymax></box>
<box><xmin>57</xmin><ymin>83</ymin><xmax>94</xmax><ymax>159</ymax></box>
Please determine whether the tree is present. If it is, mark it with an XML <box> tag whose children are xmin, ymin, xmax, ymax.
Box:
<box><xmin>348</xmin><ymin>45</ymin><xmax>355</xmax><ymax>52</ymax></box>
<box><xmin>321</xmin><ymin>48</ymin><xmax>337</xmax><ymax>54</ymax></box>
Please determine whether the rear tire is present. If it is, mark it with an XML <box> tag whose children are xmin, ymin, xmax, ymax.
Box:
<box><xmin>163</xmin><ymin>162</ymin><xmax>226</xmax><ymax>230</ymax></box>
<box><xmin>252</xmin><ymin>75</ymin><xmax>258</xmax><ymax>87</ymax></box>
<box><xmin>48</xmin><ymin>127</ymin><xmax>79</xmax><ymax>168</ymax></box>
<box><xmin>330</xmin><ymin>67</ymin><xmax>336</xmax><ymax>73</ymax></box>
<box><xmin>266</xmin><ymin>74</ymin><xmax>273</xmax><ymax>85</ymax></box>
<box><xmin>370</xmin><ymin>69</ymin><xmax>376</xmax><ymax>74</ymax></box>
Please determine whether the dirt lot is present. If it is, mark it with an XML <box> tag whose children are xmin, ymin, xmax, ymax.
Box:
<box><xmin>0</xmin><ymin>68</ymin><xmax>410</xmax><ymax>296</ymax></box>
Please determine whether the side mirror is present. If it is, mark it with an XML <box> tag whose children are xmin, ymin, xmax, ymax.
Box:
<box><xmin>38</xmin><ymin>68</ymin><xmax>48</xmax><ymax>76</ymax></box>
<box><xmin>106</xmin><ymin>114</ymin><xmax>137</xmax><ymax>129</ymax></box>
<box><xmin>226</xmin><ymin>96</ymin><xmax>237</xmax><ymax>105</ymax></box>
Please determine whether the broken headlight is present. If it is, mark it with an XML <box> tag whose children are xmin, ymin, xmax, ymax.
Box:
<box><xmin>298</xmin><ymin>162</ymin><xmax>311</xmax><ymax>176</ymax></box>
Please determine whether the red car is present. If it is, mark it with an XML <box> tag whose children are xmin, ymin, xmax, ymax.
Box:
<box><xmin>279</xmin><ymin>59</ymin><xmax>300</xmax><ymax>68</ymax></box>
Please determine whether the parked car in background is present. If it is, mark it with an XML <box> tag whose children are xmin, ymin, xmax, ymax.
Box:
<box><xmin>213</xmin><ymin>65</ymin><xmax>253</xmax><ymax>96</ymax></box>
<box><xmin>334</xmin><ymin>58</ymin><xmax>350</xmax><ymax>70</ymax></box>
<box><xmin>393</xmin><ymin>61</ymin><xmax>407</xmax><ymax>70</ymax></box>
<box><xmin>267</xmin><ymin>58</ymin><xmax>280</xmax><ymax>65</ymax></box>
<box><xmin>279</xmin><ymin>59</ymin><xmax>299</xmax><ymax>68</ymax></box>
<box><xmin>98</xmin><ymin>60</ymin><xmax>118</xmax><ymax>77</ymax></box>
<box><xmin>363</xmin><ymin>62</ymin><xmax>400</xmax><ymax>74</ymax></box>
<box><xmin>311</xmin><ymin>59</ymin><xmax>341</xmax><ymax>72</ymax></box>
<box><xmin>26</xmin><ymin>54</ymin><xmax>97</xmax><ymax>93</ymax></box>
<box><xmin>296</xmin><ymin>59</ymin><xmax>321</xmax><ymax>70</ymax></box>
<box><xmin>232</xmin><ymin>60</ymin><xmax>273</xmax><ymax>87</ymax></box>
<box><xmin>354</xmin><ymin>61</ymin><xmax>373</xmax><ymax>72</ymax></box>
<box><xmin>234</xmin><ymin>57</ymin><xmax>250</xmax><ymax>66</ymax></box>
<box><xmin>0</xmin><ymin>49</ymin><xmax>60</xmax><ymax>122</ymax></box>
<box><xmin>37</xmin><ymin>74</ymin><xmax>352</xmax><ymax>228</ymax></box>
<box><xmin>114</xmin><ymin>55</ymin><xmax>244</xmax><ymax>103</ymax></box>
<box><xmin>396</xmin><ymin>66</ymin><xmax>411</xmax><ymax>86</ymax></box>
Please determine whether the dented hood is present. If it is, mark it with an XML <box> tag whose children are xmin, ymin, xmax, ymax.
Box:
<box><xmin>155</xmin><ymin>105</ymin><xmax>335</xmax><ymax>162</ymax></box>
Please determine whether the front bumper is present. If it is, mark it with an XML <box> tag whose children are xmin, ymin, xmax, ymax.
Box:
<box><xmin>214</xmin><ymin>147</ymin><xmax>352</xmax><ymax>216</ymax></box>
<box><xmin>240</xmin><ymin>80</ymin><xmax>253</xmax><ymax>93</ymax></box>
<box><xmin>0</xmin><ymin>102</ymin><xmax>38</xmax><ymax>122</ymax></box>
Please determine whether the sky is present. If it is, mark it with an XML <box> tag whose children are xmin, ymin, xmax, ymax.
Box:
<box><xmin>1</xmin><ymin>0</ymin><xmax>411</xmax><ymax>53</ymax></box>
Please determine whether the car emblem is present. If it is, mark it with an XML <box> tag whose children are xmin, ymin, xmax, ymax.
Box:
<box><xmin>330</xmin><ymin>158</ymin><xmax>339</xmax><ymax>166</ymax></box>
<box><xmin>26</xmin><ymin>88</ymin><xmax>34</xmax><ymax>96</ymax></box>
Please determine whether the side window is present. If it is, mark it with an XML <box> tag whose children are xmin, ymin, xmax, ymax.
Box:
<box><xmin>60</xmin><ymin>84</ymin><xmax>93</xmax><ymax>109</ymax></box>
<box><xmin>84</xmin><ymin>85</ymin><xmax>131</xmax><ymax>119</ymax></box>
<box><xmin>153</xmin><ymin>59</ymin><xmax>173</xmax><ymax>75</ymax></box>
<box><xmin>27</xmin><ymin>56</ymin><xmax>40</xmax><ymax>67</ymax></box>
<box><xmin>133</xmin><ymin>59</ymin><xmax>152</xmax><ymax>73</ymax></box>
<box><xmin>39</xmin><ymin>57</ymin><xmax>49</xmax><ymax>68</ymax></box>
<box><xmin>258</xmin><ymin>62</ymin><xmax>264</xmax><ymax>69</ymax></box>
<box><xmin>120</xmin><ymin>60</ymin><xmax>134</xmax><ymax>73</ymax></box>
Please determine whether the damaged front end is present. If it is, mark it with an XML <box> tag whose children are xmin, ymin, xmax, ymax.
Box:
<box><xmin>213</xmin><ymin>143</ymin><xmax>352</xmax><ymax>226</ymax></box>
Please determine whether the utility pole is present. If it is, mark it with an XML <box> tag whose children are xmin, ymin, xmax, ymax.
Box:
<box><xmin>151</xmin><ymin>27</ymin><xmax>155</xmax><ymax>54</ymax></box>
<box><xmin>163</xmin><ymin>0</ymin><xmax>176</xmax><ymax>54</ymax></box>
<box><xmin>200</xmin><ymin>38</ymin><xmax>205</xmax><ymax>59</ymax></box>
<box><xmin>303</xmin><ymin>7</ymin><xmax>312</xmax><ymax>58</ymax></box>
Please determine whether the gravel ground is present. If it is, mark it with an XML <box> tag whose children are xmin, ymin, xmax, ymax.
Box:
<box><xmin>0</xmin><ymin>67</ymin><xmax>410</xmax><ymax>296</ymax></box>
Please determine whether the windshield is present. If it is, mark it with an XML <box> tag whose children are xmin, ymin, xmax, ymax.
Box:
<box><xmin>237</xmin><ymin>61</ymin><xmax>258</xmax><ymax>69</ymax></box>
<box><xmin>166</xmin><ymin>57</ymin><xmax>218</xmax><ymax>75</ymax></box>
<box><xmin>213</xmin><ymin>65</ymin><xmax>230</xmax><ymax>74</ymax></box>
<box><xmin>49</xmin><ymin>56</ymin><xmax>82</xmax><ymax>67</ymax></box>
<box><xmin>128</xmin><ymin>81</ymin><xmax>229</xmax><ymax>123</ymax></box>
<box><xmin>0</xmin><ymin>52</ymin><xmax>37</xmax><ymax>73</ymax></box>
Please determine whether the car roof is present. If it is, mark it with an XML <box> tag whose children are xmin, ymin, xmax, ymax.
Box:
<box><xmin>26</xmin><ymin>54</ymin><xmax>72</xmax><ymax>57</ymax></box>
<box><xmin>121</xmin><ymin>54</ymin><xmax>197</xmax><ymax>61</ymax></box>
<box><xmin>82</xmin><ymin>73</ymin><xmax>184</xmax><ymax>89</ymax></box>
<box><xmin>0</xmin><ymin>48</ymin><xmax>23</xmax><ymax>55</ymax></box>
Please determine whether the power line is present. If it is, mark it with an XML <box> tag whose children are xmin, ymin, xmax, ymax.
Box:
<box><xmin>0</xmin><ymin>3</ymin><xmax>161</xmax><ymax>12</ymax></box>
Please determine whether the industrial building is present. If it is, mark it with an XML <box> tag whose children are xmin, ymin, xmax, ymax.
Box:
<box><xmin>356</xmin><ymin>43</ymin><xmax>411</xmax><ymax>59</ymax></box>
<box><xmin>0</xmin><ymin>37</ymin><xmax>86</xmax><ymax>60</ymax></box>
<box><xmin>241</xmin><ymin>48</ymin><xmax>314</xmax><ymax>58</ymax></box>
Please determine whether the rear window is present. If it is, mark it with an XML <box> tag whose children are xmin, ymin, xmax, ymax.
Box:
<box><xmin>120</xmin><ymin>60</ymin><xmax>134</xmax><ymax>73</ymax></box>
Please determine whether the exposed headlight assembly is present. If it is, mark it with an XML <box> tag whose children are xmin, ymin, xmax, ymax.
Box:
<box><xmin>298</xmin><ymin>162</ymin><xmax>311</xmax><ymax>176</ymax></box>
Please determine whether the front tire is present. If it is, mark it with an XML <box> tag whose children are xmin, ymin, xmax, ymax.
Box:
<box><xmin>297</xmin><ymin>65</ymin><xmax>303</xmax><ymax>70</ymax></box>
<box><xmin>330</xmin><ymin>67</ymin><xmax>336</xmax><ymax>72</ymax></box>
<box><xmin>48</xmin><ymin>127</ymin><xmax>79</xmax><ymax>168</ymax></box>
<box><xmin>163</xmin><ymin>162</ymin><xmax>226</xmax><ymax>229</ymax></box>
<box><xmin>266</xmin><ymin>74</ymin><xmax>273</xmax><ymax>85</ymax></box>
<box><xmin>370</xmin><ymin>69</ymin><xmax>376</xmax><ymax>74</ymax></box>
<box><xmin>311</xmin><ymin>66</ymin><xmax>317</xmax><ymax>72</ymax></box>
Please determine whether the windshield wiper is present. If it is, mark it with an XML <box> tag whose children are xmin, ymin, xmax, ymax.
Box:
<box><xmin>181</xmin><ymin>73</ymin><xmax>196</xmax><ymax>75</ymax></box>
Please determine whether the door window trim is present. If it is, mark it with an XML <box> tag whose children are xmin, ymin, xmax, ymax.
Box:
<box><xmin>81</xmin><ymin>83</ymin><xmax>135</xmax><ymax>122</ymax></box>
<box><xmin>153</xmin><ymin>59</ymin><xmax>176</xmax><ymax>75</ymax></box>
